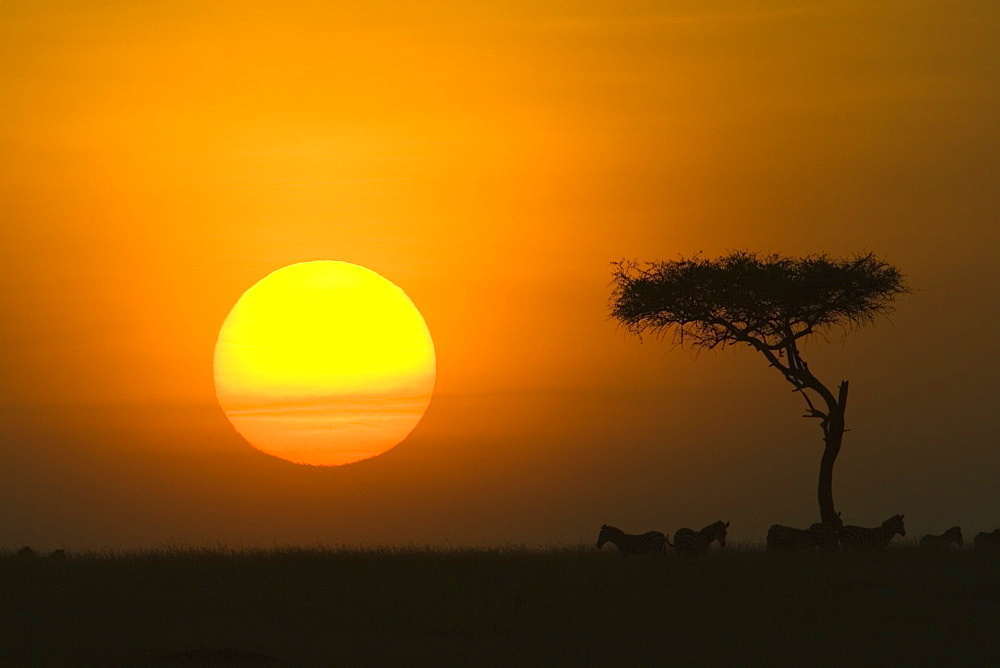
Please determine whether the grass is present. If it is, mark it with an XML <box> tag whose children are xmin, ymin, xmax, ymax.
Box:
<box><xmin>3</xmin><ymin>543</ymin><xmax>1000</xmax><ymax>666</ymax></box>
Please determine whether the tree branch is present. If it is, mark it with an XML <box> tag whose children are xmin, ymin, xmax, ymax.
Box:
<box><xmin>797</xmin><ymin>388</ymin><xmax>828</xmax><ymax>420</ymax></box>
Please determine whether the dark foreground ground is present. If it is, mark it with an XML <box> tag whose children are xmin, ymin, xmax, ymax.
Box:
<box><xmin>3</xmin><ymin>544</ymin><xmax>999</xmax><ymax>666</ymax></box>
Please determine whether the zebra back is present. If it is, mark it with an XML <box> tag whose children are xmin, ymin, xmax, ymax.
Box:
<box><xmin>671</xmin><ymin>528</ymin><xmax>703</xmax><ymax>556</ymax></box>
<box><xmin>808</xmin><ymin>522</ymin><xmax>841</xmax><ymax>552</ymax></box>
<box><xmin>597</xmin><ymin>524</ymin><xmax>666</xmax><ymax>555</ymax></box>
<box><xmin>919</xmin><ymin>526</ymin><xmax>963</xmax><ymax>550</ymax></box>
<box><xmin>672</xmin><ymin>521</ymin><xmax>729</xmax><ymax>556</ymax></box>
<box><xmin>767</xmin><ymin>524</ymin><xmax>815</xmax><ymax>553</ymax></box>
<box><xmin>840</xmin><ymin>514</ymin><xmax>905</xmax><ymax>551</ymax></box>
<box><xmin>973</xmin><ymin>529</ymin><xmax>1000</xmax><ymax>551</ymax></box>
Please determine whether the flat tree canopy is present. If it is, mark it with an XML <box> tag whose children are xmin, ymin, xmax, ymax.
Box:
<box><xmin>611</xmin><ymin>251</ymin><xmax>907</xmax><ymax>353</ymax></box>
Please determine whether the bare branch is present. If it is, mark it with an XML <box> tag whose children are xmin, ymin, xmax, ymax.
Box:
<box><xmin>797</xmin><ymin>388</ymin><xmax>828</xmax><ymax>420</ymax></box>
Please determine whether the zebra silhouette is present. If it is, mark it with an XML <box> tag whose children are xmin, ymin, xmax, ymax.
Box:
<box><xmin>596</xmin><ymin>525</ymin><xmax>667</xmax><ymax>555</ymax></box>
<box><xmin>766</xmin><ymin>524</ymin><xmax>814</xmax><ymax>553</ymax></box>
<box><xmin>973</xmin><ymin>529</ymin><xmax>1000</xmax><ymax>551</ymax></box>
<box><xmin>839</xmin><ymin>514</ymin><xmax>905</xmax><ymax>551</ymax></box>
<box><xmin>767</xmin><ymin>514</ymin><xmax>841</xmax><ymax>554</ymax></box>
<box><xmin>809</xmin><ymin>514</ymin><xmax>843</xmax><ymax>553</ymax></box>
<box><xmin>765</xmin><ymin>525</ymin><xmax>828</xmax><ymax>553</ymax></box>
<box><xmin>919</xmin><ymin>527</ymin><xmax>963</xmax><ymax>550</ymax></box>
<box><xmin>668</xmin><ymin>521</ymin><xmax>729</xmax><ymax>556</ymax></box>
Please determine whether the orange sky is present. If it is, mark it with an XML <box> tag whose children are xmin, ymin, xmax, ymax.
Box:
<box><xmin>2</xmin><ymin>0</ymin><xmax>998</xmax><ymax>549</ymax></box>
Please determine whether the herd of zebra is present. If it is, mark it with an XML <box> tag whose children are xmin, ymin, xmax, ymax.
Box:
<box><xmin>597</xmin><ymin>517</ymin><xmax>1000</xmax><ymax>556</ymax></box>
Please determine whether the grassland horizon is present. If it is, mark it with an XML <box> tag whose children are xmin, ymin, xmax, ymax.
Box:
<box><xmin>4</xmin><ymin>543</ymin><xmax>999</xmax><ymax>665</ymax></box>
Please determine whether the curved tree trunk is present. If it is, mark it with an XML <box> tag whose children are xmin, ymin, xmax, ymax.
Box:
<box><xmin>817</xmin><ymin>381</ymin><xmax>849</xmax><ymax>527</ymax></box>
<box><xmin>754</xmin><ymin>340</ymin><xmax>851</xmax><ymax>528</ymax></box>
<box><xmin>818</xmin><ymin>419</ymin><xmax>843</xmax><ymax>527</ymax></box>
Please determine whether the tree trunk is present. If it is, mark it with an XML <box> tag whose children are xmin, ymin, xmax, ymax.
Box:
<box><xmin>817</xmin><ymin>417</ymin><xmax>843</xmax><ymax>527</ymax></box>
<box><xmin>817</xmin><ymin>381</ymin><xmax>849</xmax><ymax>527</ymax></box>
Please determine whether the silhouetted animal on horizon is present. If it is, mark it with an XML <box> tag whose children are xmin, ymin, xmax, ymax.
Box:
<box><xmin>919</xmin><ymin>527</ymin><xmax>963</xmax><ymax>550</ymax></box>
<box><xmin>767</xmin><ymin>514</ymin><xmax>841</xmax><ymax>554</ymax></box>
<box><xmin>809</xmin><ymin>519</ymin><xmax>843</xmax><ymax>553</ymax></box>
<box><xmin>840</xmin><ymin>514</ymin><xmax>905</xmax><ymax>551</ymax></box>
<box><xmin>766</xmin><ymin>524</ymin><xmax>814</xmax><ymax>553</ymax></box>
<box><xmin>596</xmin><ymin>525</ymin><xmax>667</xmax><ymax>555</ymax></box>
<box><xmin>668</xmin><ymin>521</ymin><xmax>729</xmax><ymax>556</ymax></box>
<box><xmin>973</xmin><ymin>529</ymin><xmax>1000</xmax><ymax>551</ymax></box>
<box><xmin>809</xmin><ymin>513</ymin><xmax>844</xmax><ymax>553</ymax></box>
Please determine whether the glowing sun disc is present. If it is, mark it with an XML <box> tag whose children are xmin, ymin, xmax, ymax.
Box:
<box><xmin>213</xmin><ymin>261</ymin><xmax>436</xmax><ymax>466</ymax></box>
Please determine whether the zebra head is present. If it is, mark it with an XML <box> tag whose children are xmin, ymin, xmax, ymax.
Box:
<box><xmin>706</xmin><ymin>520</ymin><xmax>730</xmax><ymax>547</ymax></box>
<box><xmin>883</xmin><ymin>514</ymin><xmax>905</xmax><ymax>538</ymax></box>
<box><xmin>597</xmin><ymin>524</ymin><xmax>613</xmax><ymax>549</ymax></box>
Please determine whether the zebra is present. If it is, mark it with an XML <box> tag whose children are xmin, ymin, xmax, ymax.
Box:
<box><xmin>766</xmin><ymin>525</ymin><xmax>815</xmax><ymax>553</ymax></box>
<box><xmin>596</xmin><ymin>524</ymin><xmax>667</xmax><ymax>555</ymax></box>
<box><xmin>919</xmin><ymin>527</ymin><xmax>963</xmax><ymax>550</ymax></box>
<box><xmin>839</xmin><ymin>514</ymin><xmax>905</xmax><ymax>551</ymax></box>
<box><xmin>809</xmin><ymin>515</ymin><xmax>844</xmax><ymax>553</ymax></box>
<box><xmin>973</xmin><ymin>529</ymin><xmax>1000</xmax><ymax>551</ymax></box>
<box><xmin>668</xmin><ymin>521</ymin><xmax>729</xmax><ymax>556</ymax></box>
<box><xmin>767</xmin><ymin>515</ymin><xmax>842</xmax><ymax>554</ymax></box>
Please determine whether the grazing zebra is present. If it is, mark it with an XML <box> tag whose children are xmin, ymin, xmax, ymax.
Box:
<box><xmin>973</xmin><ymin>529</ymin><xmax>1000</xmax><ymax>551</ymax></box>
<box><xmin>810</xmin><ymin>513</ymin><xmax>844</xmax><ymax>553</ymax></box>
<box><xmin>766</xmin><ymin>525</ymin><xmax>815</xmax><ymax>553</ymax></box>
<box><xmin>839</xmin><ymin>514</ymin><xmax>906</xmax><ymax>552</ymax></box>
<box><xmin>668</xmin><ymin>521</ymin><xmax>729</xmax><ymax>556</ymax></box>
<box><xmin>808</xmin><ymin>521</ymin><xmax>842</xmax><ymax>553</ymax></box>
<box><xmin>919</xmin><ymin>527</ymin><xmax>963</xmax><ymax>550</ymax></box>
<box><xmin>596</xmin><ymin>525</ymin><xmax>667</xmax><ymax>555</ymax></box>
<box><xmin>767</xmin><ymin>516</ymin><xmax>841</xmax><ymax>554</ymax></box>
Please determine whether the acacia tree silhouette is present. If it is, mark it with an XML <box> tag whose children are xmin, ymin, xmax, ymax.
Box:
<box><xmin>610</xmin><ymin>251</ymin><xmax>909</xmax><ymax>527</ymax></box>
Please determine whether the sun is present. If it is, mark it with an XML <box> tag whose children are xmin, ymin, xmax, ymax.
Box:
<box><xmin>213</xmin><ymin>261</ymin><xmax>436</xmax><ymax>466</ymax></box>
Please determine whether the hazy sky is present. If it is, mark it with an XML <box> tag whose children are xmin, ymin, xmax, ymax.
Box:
<box><xmin>2</xmin><ymin>0</ymin><xmax>998</xmax><ymax>549</ymax></box>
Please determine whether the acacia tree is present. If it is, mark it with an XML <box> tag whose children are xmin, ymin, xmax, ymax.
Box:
<box><xmin>610</xmin><ymin>252</ymin><xmax>908</xmax><ymax>527</ymax></box>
